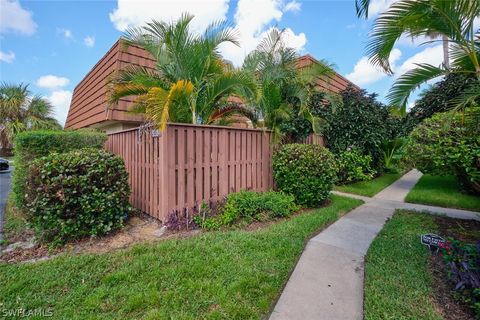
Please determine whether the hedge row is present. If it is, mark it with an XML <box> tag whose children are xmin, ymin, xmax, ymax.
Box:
<box><xmin>12</xmin><ymin>130</ymin><xmax>107</xmax><ymax>209</ymax></box>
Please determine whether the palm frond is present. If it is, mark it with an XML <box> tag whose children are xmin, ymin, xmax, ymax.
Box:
<box><xmin>387</xmin><ymin>63</ymin><xmax>448</xmax><ymax>114</ymax></box>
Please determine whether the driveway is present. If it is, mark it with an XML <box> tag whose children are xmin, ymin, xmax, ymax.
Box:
<box><xmin>0</xmin><ymin>167</ymin><xmax>12</xmax><ymax>240</ymax></box>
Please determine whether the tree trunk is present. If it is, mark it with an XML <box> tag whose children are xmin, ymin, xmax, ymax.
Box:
<box><xmin>442</xmin><ymin>35</ymin><xmax>449</xmax><ymax>68</ymax></box>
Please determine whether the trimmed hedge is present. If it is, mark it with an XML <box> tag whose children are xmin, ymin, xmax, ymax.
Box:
<box><xmin>273</xmin><ymin>144</ymin><xmax>337</xmax><ymax>207</ymax></box>
<box><xmin>12</xmin><ymin>130</ymin><xmax>107</xmax><ymax>209</ymax></box>
<box><xmin>25</xmin><ymin>148</ymin><xmax>131</xmax><ymax>245</ymax></box>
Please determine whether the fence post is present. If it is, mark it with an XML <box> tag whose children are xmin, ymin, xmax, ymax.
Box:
<box><xmin>218</xmin><ymin>128</ymin><xmax>228</xmax><ymax>197</ymax></box>
<box><xmin>157</xmin><ymin>128</ymin><xmax>169</xmax><ymax>221</ymax></box>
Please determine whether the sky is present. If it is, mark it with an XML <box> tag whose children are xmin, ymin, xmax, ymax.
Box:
<box><xmin>0</xmin><ymin>0</ymin><xmax>448</xmax><ymax>126</ymax></box>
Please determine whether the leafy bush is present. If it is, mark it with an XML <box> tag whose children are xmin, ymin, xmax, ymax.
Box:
<box><xmin>321</xmin><ymin>86</ymin><xmax>401</xmax><ymax>170</ymax></box>
<box><xmin>336</xmin><ymin>148</ymin><xmax>375</xmax><ymax>184</ymax></box>
<box><xmin>273</xmin><ymin>144</ymin><xmax>337</xmax><ymax>207</ymax></box>
<box><xmin>12</xmin><ymin>129</ymin><xmax>107</xmax><ymax>209</ymax></box>
<box><xmin>381</xmin><ymin>138</ymin><xmax>407</xmax><ymax>173</ymax></box>
<box><xmin>440</xmin><ymin>239</ymin><xmax>480</xmax><ymax>317</ymax></box>
<box><xmin>406</xmin><ymin>109</ymin><xmax>480</xmax><ymax>194</ymax></box>
<box><xmin>24</xmin><ymin>148</ymin><xmax>131</xmax><ymax>245</ymax></box>
<box><xmin>194</xmin><ymin>190</ymin><xmax>299</xmax><ymax>230</ymax></box>
<box><xmin>411</xmin><ymin>73</ymin><xmax>478</xmax><ymax>122</ymax></box>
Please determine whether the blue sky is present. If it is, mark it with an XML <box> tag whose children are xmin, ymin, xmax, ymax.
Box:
<box><xmin>0</xmin><ymin>0</ymin><xmax>445</xmax><ymax>125</ymax></box>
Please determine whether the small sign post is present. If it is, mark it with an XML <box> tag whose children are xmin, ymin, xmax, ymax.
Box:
<box><xmin>420</xmin><ymin>233</ymin><xmax>446</xmax><ymax>253</ymax></box>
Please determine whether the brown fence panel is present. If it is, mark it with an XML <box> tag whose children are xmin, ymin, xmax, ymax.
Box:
<box><xmin>106</xmin><ymin>124</ymin><xmax>273</xmax><ymax>221</ymax></box>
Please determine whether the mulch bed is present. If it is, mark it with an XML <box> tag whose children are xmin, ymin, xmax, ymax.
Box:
<box><xmin>428</xmin><ymin>216</ymin><xmax>480</xmax><ymax>320</ymax></box>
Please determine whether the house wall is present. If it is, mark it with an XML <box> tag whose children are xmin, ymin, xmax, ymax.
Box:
<box><xmin>64</xmin><ymin>40</ymin><xmax>154</xmax><ymax>130</ymax></box>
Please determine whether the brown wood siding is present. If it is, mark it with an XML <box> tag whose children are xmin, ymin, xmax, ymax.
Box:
<box><xmin>65</xmin><ymin>40</ymin><xmax>156</xmax><ymax>129</ymax></box>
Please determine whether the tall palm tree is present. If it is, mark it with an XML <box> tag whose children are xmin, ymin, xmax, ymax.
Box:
<box><xmin>242</xmin><ymin>28</ymin><xmax>336</xmax><ymax>144</ymax></box>
<box><xmin>355</xmin><ymin>0</ymin><xmax>480</xmax><ymax>114</ymax></box>
<box><xmin>109</xmin><ymin>14</ymin><xmax>259</xmax><ymax>131</ymax></box>
<box><xmin>0</xmin><ymin>83</ymin><xmax>61</xmax><ymax>151</ymax></box>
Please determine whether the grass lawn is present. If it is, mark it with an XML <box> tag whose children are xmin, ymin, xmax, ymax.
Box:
<box><xmin>0</xmin><ymin>200</ymin><xmax>29</xmax><ymax>245</ymax></box>
<box><xmin>405</xmin><ymin>175</ymin><xmax>480</xmax><ymax>212</ymax></box>
<box><xmin>334</xmin><ymin>171</ymin><xmax>403</xmax><ymax>197</ymax></box>
<box><xmin>364</xmin><ymin>210</ymin><xmax>442</xmax><ymax>320</ymax></box>
<box><xmin>0</xmin><ymin>195</ymin><xmax>361</xmax><ymax>320</ymax></box>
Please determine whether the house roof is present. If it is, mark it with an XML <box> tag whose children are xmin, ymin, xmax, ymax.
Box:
<box><xmin>65</xmin><ymin>40</ymin><xmax>360</xmax><ymax>129</ymax></box>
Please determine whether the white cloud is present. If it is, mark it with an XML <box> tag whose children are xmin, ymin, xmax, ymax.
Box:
<box><xmin>58</xmin><ymin>28</ymin><xmax>73</xmax><ymax>39</ymax></box>
<box><xmin>36</xmin><ymin>75</ymin><xmax>70</xmax><ymax>90</ymax></box>
<box><xmin>395</xmin><ymin>44</ymin><xmax>444</xmax><ymax>76</ymax></box>
<box><xmin>84</xmin><ymin>35</ymin><xmax>95</xmax><ymax>47</ymax></box>
<box><xmin>220</xmin><ymin>0</ymin><xmax>306</xmax><ymax>66</ymax></box>
<box><xmin>367</xmin><ymin>0</ymin><xmax>395</xmax><ymax>18</ymax></box>
<box><xmin>46</xmin><ymin>90</ymin><xmax>72</xmax><ymax>126</ymax></box>
<box><xmin>109</xmin><ymin>0</ymin><xmax>230</xmax><ymax>32</ymax></box>
<box><xmin>346</xmin><ymin>48</ymin><xmax>402</xmax><ymax>86</ymax></box>
<box><xmin>284</xmin><ymin>0</ymin><xmax>301</xmax><ymax>13</ymax></box>
<box><xmin>0</xmin><ymin>0</ymin><xmax>37</xmax><ymax>35</ymax></box>
<box><xmin>0</xmin><ymin>50</ymin><xmax>15</xmax><ymax>63</ymax></box>
<box><xmin>346</xmin><ymin>43</ymin><xmax>444</xmax><ymax>87</ymax></box>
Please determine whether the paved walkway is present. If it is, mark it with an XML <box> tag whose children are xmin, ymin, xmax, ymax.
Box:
<box><xmin>0</xmin><ymin>168</ymin><xmax>13</xmax><ymax>241</ymax></box>
<box><xmin>269</xmin><ymin>169</ymin><xmax>479</xmax><ymax>320</ymax></box>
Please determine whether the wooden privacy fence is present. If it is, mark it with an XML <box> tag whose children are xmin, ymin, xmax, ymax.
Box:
<box><xmin>105</xmin><ymin>123</ymin><xmax>273</xmax><ymax>221</ymax></box>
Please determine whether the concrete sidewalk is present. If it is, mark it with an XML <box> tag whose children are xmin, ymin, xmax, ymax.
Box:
<box><xmin>269</xmin><ymin>169</ymin><xmax>479</xmax><ymax>320</ymax></box>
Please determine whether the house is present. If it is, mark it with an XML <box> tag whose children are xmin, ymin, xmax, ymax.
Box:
<box><xmin>65</xmin><ymin>40</ymin><xmax>359</xmax><ymax>133</ymax></box>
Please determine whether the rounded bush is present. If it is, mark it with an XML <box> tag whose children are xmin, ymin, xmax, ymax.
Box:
<box><xmin>273</xmin><ymin>144</ymin><xmax>337</xmax><ymax>207</ymax></box>
<box><xmin>25</xmin><ymin>148</ymin><xmax>131</xmax><ymax>245</ymax></box>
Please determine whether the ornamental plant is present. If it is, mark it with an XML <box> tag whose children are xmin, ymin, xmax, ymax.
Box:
<box><xmin>406</xmin><ymin>108</ymin><xmax>480</xmax><ymax>194</ymax></box>
<box><xmin>440</xmin><ymin>239</ymin><xmax>480</xmax><ymax>318</ymax></box>
<box><xmin>25</xmin><ymin>148</ymin><xmax>131</xmax><ymax>245</ymax></box>
<box><xmin>336</xmin><ymin>148</ymin><xmax>375</xmax><ymax>184</ymax></box>
<box><xmin>12</xmin><ymin>129</ymin><xmax>107</xmax><ymax>209</ymax></box>
<box><xmin>273</xmin><ymin>144</ymin><xmax>337</xmax><ymax>207</ymax></box>
<box><xmin>194</xmin><ymin>190</ymin><xmax>298</xmax><ymax>230</ymax></box>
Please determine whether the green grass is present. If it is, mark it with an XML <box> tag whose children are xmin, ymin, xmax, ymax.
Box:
<box><xmin>364</xmin><ymin>210</ymin><xmax>442</xmax><ymax>320</ymax></box>
<box><xmin>1</xmin><ymin>200</ymin><xmax>28</xmax><ymax>245</ymax></box>
<box><xmin>334</xmin><ymin>172</ymin><xmax>403</xmax><ymax>197</ymax></box>
<box><xmin>0</xmin><ymin>195</ymin><xmax>361</xmax><ymax>319</ymax></box>
<box><xmin>406</xmin><ymin>175</ymin><xmax>480</xmax><ymax>212</ymax></box>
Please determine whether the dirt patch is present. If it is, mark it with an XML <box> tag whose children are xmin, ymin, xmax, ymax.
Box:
<box><xmin>0</xmin><ymin>213</ymin><xmax>200</xmax><ymax>263</ymax></box>
<box><xmin>428</xmin><ymin>216</ymin><xmax>479</xmax><ymax>320</ymax></box>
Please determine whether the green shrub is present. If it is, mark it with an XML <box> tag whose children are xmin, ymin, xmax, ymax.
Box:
<box><xmin>406</xmin><ymin>109</ymin><xmax>480</xmax><ymax>194</ymax></box>
<box><xmin>273</xmin><ymin>144</ymin><xmax>337</xmax><ymax>207</ymax></box>
<box><xmin>322</xmin><ymin>86</ymin><xmax>400</xmax><ymax>171</ymax></box>
<box><xmin>336</xmin><ymin>148</ymin><xmax>375</xmax><ymax>184</ymax></box>
<box><xmin>12</xmin><ymin>129</ymin><xmax>107</xmax><ymax>209</ymax></box>
<box><xmin>194</xmin><ymin>190</ymin><xmax>299</xmax><ymax>230</ymax></box>
<box><xmin>24</xmin><ymin>148</ymin><xmax>131</xmax><ymax>245</ymax></box>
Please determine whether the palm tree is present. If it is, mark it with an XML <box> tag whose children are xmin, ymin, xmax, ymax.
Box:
<box><xmin>242</xmin><ymin>28</ymin><xmax>336</xmax><ymax>144</ymax></box>
<box><xmin>355</xmin><ymin>0</ymin><xmax>480</xmax><ymax>114</ymax></box>
<box><xmin>109</xmin><ymin>14</ymin><xmax>260</xmax><ymax>131</ymax></box>
<box><xmin>0</xmin><ymin>83</ymin><xmax>61</xmax><ymax>151</ymax></box>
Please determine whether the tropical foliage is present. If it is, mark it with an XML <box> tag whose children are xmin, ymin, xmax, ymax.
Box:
<box><xmin>0</xmin><ymin>83</ymin><xmax>61</xmax><ymax>151</ymax></box>
<box><xmin>243</xmin><ymin>29</ymin><xmax>335</xmax><ymax>143</ymax></box>
<box><xmin>406</xmin><ymin>108</ymin><xmax>480</xmax><ymax>194</ymax></box>
<box><xmin>356</xmin><ymin>0</ymin><xmax>480</xmax><ymax>114</ymax></box>
<box><xmin>322</xmin><ymin>86</ymin><xmax>400</xmax><ymax>171</ymax></box>
<box><xmin>109</xmin><ymin>14</ymin><xmax>259</xmax><ymax>131</ymax></box>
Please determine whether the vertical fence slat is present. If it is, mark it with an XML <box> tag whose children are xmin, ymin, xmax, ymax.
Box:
<box><xmin>106</xmin><ymin>124</ymin><xmax>274</xmax><ymax>222</ymax></box>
